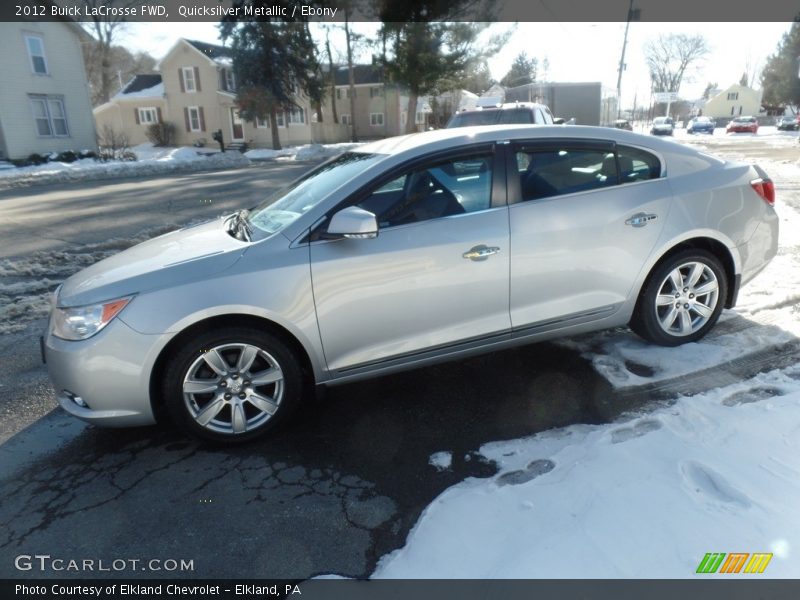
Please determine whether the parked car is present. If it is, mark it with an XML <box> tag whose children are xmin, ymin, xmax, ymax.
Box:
<box><xmin>613</xmin><ymin>119</ymin><xmax>633</xmax><ymax>131</ymax></box>
<box><xmin>727</xmin><ymin>116</ymin><xmax>759</xmax><ymax>134</ymax></box>
<box><xmin>776</xmin><ymin>115</ymin><xmax>800</xmax><ymax>131</ymax></box>
<box><xmin>687</xmin><ymin>116</ymin><xmax>715</xmax><ymax>134</ymax></box>
<box><xmin>650</xmin><ymin>116</ymin><xmax>675</xmax><ymax>136</ymax></box>
<box><xmin>44</xmin><ymin>126</ymin><xmax>779</xmax><ymax>443</ymax></box>
<box><xmin>446</xmin><ymin>102</ymin><xmax>555</xmax><ymax>128</ymax></box>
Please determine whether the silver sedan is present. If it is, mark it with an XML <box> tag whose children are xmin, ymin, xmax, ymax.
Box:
<box><xmin>43</xmin><ymin>125</ymin><xmax>779</xmax><ymax>443</ymax></box>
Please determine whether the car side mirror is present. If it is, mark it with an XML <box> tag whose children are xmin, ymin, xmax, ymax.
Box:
<box><xmin>553</xmin><ymin>117</ymin><xmax>565</xmax><ymax>125</ymax></box>
<box><xmin>326</xmin><ymin>206</ymin><xmax>378</xmax><ymax>239</ymax></box>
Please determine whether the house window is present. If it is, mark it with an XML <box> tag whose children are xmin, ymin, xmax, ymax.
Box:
<box><xmin>336</xmin><ymin>89</ymin><xmax>341</xmax><ymax>100</ymax></box>
<box><xmin>188</xmin><ymin>106</ymin><xmax>201</xmax><ymax>131</ymax></box>
<box><xmin>727</xmin><ymin>92</ymin><xmax>739</xmax><ymax>101</ymax></box>
<box><xmin>415</xmin><ymin>112</ymin><xmax>426</xmax><ymax>125</ymax></box>
<box><xmin>370</xmin><ymin>86</ymin><xmax>384</xmax><ymax>98</ymax></box>
<box><xmin>25</xmin><ymin>35</ymin><xmax>48</xmax><ymax>75</ymax></box>
<box><xmin>276</xmin><ymin>112</ymin><xmax>285</xmax><ymax>127</ymax></box>
<box><xmin>256</xmin><ymin>116</ymin><xmax>268</xmax><ymax>128</ymax></box>
<box><xmin>340</xmin><ymin>114</ymin><xmax>351</xmax><ymax>125</ymax></box>
<box><xmin>287</xmin><ymin>108</ymin><xmax>305</xmax><ymax>125</ymax></box>
<box><xmin>370</xmin><ymin>112</ymin><xmax>384</xmax><ymax>126</ymax></box>
<box><xmin>222</xmin><ymin>68</ymin><xmax>236</xmax><ymax>92</ymax></box>
<box><xmin>138</xmin><ymin>107</ymin><xmax>158</xmax><ymax>124</ymax></box>
<box><xmin>182</xmin><ymin>67</ymin><xmax>197</xmax><ymax>92</ymax></box>
<box><xmin>401</xmin><ymin>113</ymin><xmax>407</xmax><ymax>127</ymax></box>
<box><xmin>337</xmin><ymin>88</ymin><xmax>355</xmax><ymax>99</ymax></box>
<box><xmin>30</xmin><ymin>95</ymin><xmax>69</xmax><ymax>137</ymax></box>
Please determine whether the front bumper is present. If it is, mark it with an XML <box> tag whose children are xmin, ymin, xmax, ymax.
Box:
<box><xmin>44</xmin><ymin>318</ymin><xmax>161</xmax><ymax>427</ymax></box>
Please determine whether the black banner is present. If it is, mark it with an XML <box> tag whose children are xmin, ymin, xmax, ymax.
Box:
<box><xmin>4</xmin><ymin>579</ymin><xmax>800</xmax><ymax>600</ymax></box>
<box><xmin>2</xmin><ymin>0</ymin><xmax>800</xmax><ymax>23</ymax></box>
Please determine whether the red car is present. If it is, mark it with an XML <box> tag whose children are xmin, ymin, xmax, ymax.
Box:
<box><xmin>727</xmin><ymin>116</ymin><xmax>758</xmax><ymax>134</ymax></box>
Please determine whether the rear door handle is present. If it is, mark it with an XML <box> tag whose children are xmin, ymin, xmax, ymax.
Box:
<box><xmin>463</xmin><ymin>245</ymin><xmax>500</xmax><ymax>261</ymax></box>
<box><xmin>625</xmin><ymin>212</ymin><xmax>657</xmax><ymax>227</ymax></box>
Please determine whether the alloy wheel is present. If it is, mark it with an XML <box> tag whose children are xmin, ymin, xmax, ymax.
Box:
<box><xmin>654</xmin><ymin>261</ymin><xmax>720</xmax><ymax>337</ymax></box>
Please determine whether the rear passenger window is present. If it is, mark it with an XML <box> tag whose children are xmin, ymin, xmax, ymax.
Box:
<box><xmin>498</xmin><ymin>109</ymin><xmax>534</xmax><ymax>125</ymax></box>
<box><xmin>617</xmin><ymin>145</ymin><xmax>661</xmax><ymax>182</ymax></box>
<box><xmin>515</xmin><ymin>148</ymin><xmax>617</xmax><ymax>201</ymax></box>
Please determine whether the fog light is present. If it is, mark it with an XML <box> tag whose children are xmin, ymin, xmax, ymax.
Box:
<box><xmin>63</xmin><ymin>390</ymin><xmax>88</xmax><ymax>408</ymax></box>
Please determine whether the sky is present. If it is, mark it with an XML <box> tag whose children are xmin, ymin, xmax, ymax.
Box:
<box><xmin>122</xmin><ymin>21</ymin><xmax>792</xmax><ymax>110</ymax></box>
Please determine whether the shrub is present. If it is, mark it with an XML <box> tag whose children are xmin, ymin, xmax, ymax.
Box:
<box><xmin>146</xmin><ymin>122</ymin><xmax>175</xmax><ymax>147</ymax></box>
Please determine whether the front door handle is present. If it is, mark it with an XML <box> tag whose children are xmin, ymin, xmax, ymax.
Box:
<box><xmin>463</xmin><ymin>244</ymin><xmax>500</xmax><ymax>261</ymax></box>
<box><xmin>625</xmin><ymin>212</ymin><xmax>657</xmax><ymax>227</ymax></box>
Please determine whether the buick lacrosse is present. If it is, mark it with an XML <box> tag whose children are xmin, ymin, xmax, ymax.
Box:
<box><xmin>44</xmin><ymin>125</ymin><xmax>778</xmax><ymax>442</ymax></box>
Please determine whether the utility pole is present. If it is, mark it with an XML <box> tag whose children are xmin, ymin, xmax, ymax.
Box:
<box><xmin>616</xmin><ymin>0</ymin><xmax>637</xmax><ymax>118</ymax></box>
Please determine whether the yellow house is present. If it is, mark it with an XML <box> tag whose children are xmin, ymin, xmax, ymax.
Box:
<box><xmin>704</xmin><ymin>84</ymin><xmax>764</xmax><ymax>120</ymax></box>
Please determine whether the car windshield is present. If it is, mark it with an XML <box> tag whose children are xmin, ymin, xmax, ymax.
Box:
<box><xmin>244</xmin><ymin>152</ymin><xmax>382</xmax><ymax>241</ymax></box>
<box><xmin>695</xmin><ymin>117</ymin><xmax>711</xmax><ymax>123</ymax></box>
<box><xmin>447</xmin><ymin>111</ymin><xmax>501</xmax><ymax>127</ymax></box>
<box><xmin>654</xmin><ymin>117</ymin><xmax>673</xmax><ymax>125</ymax></box>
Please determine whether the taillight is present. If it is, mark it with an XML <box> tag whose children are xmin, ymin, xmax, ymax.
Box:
<box><xmin>751</xmin><ymin>165</ymin><xmax>775</xmax><ymax>207</ymax></box>
<box><xmin>750</xmin><ymin>178</ymin><xmax>775</xmax><ymax>206</ymax></box>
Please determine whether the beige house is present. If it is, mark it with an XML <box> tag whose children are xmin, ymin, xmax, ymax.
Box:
<box><xmin>0</xmin><ymin>21</ymin><xmax>97</xmax><ymax>160</ymax></box>
<box><xmin>704</xmin><ymin>84</ymin><xmax>765</xmax><ymax>120</ymax></box>
<box><xmin>95</xmin><ymin>39</ymin><xmax>348</xmax><ymax>150</ymax></box>
<box><xmin>330</xmin><ymin>64</ymin><xmax>433</xmax><ymax>138</ymax></box>
<box><xmin>93</xmin><ymin>74</ymin><xmax>166</xmax><ymax>146</ymax></box>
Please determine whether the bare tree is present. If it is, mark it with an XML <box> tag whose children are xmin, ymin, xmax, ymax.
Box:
<box><xmin>743</xmin><ymin>51</ymin><xmax>762</xmax><ymax>89</ymax></box>
<box><xmin>82</xmin><ymin>44</ymin><xmax>155</xmax><ymax>106</ymax></box>
<box><xmin>81</xmin><ymin>0</ymin><xmax>145</xmax><ymax>104</ymax></box>
<box><xmin>644</xmin><ymin>33</ymin><xmax>710</xmax><ymax>93</ymax></box>
<box><xmin>323</xmin><ymin>27</ymin><xmax>339</xmax><ymax>125</ymax></box>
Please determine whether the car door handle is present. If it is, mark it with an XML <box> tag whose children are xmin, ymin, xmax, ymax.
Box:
<box><xmin>463</xmin><ymin>245</ymin><xmax>500</xmax><ymax>261</ymax></box>
<box><xmin>625</xmin><ymin>213</ymin><xmax>657</xmax><ymax>227</ymax></box>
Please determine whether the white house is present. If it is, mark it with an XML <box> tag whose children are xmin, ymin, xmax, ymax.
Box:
<box><xmin>0</xmin><ymin>21</ymin><xmax>97</xmax><ymax>160</ymax></box>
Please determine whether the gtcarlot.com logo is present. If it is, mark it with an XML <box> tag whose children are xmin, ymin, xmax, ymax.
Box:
<box><xmin>696</xmin><ymin>552</ymin><xmax>773</xmax><ymax>574</ymax></box>
<box><xmin>14</xmin><ymin>554</ymin><xmax>194</xmax><ymax>573</ymax></box>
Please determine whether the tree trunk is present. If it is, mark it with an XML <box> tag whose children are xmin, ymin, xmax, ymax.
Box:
<box><xmin>325</xmin><ymin>29</ymin><xmax>338</xmax><ymax>124</ymax></box>
<box><xmin>344</xmin><ymin>15</ymin><xmax>358</xmax><ymax>142</ymax></box>
<box><xmin>406</xmin><ymin>89</ymin><xmax>419</xmax><ymax>134</ymax></box>
<box><xmin>269</xmin><ymin>107</ymin><xmax>281</xmax><ymax>150</ymax></box>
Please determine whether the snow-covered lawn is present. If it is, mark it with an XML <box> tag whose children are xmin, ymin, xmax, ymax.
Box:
<box><xmin>245</xmin><ymin>142</ymin><xmax>364</xmax><ymax>161</ymax></box>
<box><xmin>0</xmin><ymin>142</ymin><xmax>360</xmax><ymax>189</ymax></box>
<box><xmin>373</xmin><ymin>153</ymin><xmax>800</xmax><ymax>578</ymax></box>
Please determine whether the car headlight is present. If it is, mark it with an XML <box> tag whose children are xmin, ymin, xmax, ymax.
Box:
<box><xmin>52</xmin><ymin>296</ymin><xmax>133</xmax><ymax>341</ymax></box>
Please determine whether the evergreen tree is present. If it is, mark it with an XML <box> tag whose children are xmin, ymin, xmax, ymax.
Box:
<box><xmin>220</xmin><ymin>4</ymin><xmax>324</xmax><ymax>150</ymax></box>
<box><xmin>760</xmin><ymin>20</ymin><xmax>800</xmax><ymax>111</ymax></box>
<box><xmin>500</xmin><ymin>52</ymin><xmax>538</xmax><ymax>88</ymax></box>
<box><xmin>377</xmin><ymin>0</ymin><xmax>506</xmax><ymax>134</ymax></box>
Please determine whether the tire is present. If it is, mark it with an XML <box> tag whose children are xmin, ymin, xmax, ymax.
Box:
<box><xmin>162</xmin><ymin>327</ymin><xmax>304</xmax><ymax>443</ymax></box>
<box><xmin>630</xmin><ymin>249</ymin><xmax>728</xmax><ymax>347</ymax></box>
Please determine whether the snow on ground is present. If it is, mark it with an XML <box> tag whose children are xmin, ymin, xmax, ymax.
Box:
<box><xmin>244</xmin><ymin>142</ymin><xmax>364</xmax><ymax>161</ymax></box>
<box><xmin>0</xmin><ymin>221</ymin><xmax>206</xmax><ymax>335</ymax></box>
<box><xmin>374</xmin><ymin>365</ymin><xmax>800</xmax><ymax>578</ymax></box>
<box><xmin>0</xmin><ymin>144</ymin><xmax>250</xmax><ymax>189</ymax></box>
<box><xmin>372</xmin><ymin>144</ymin><xmax>800</xmax><ymax>578</ymax></box>
<box><xmin>429</xmin><ymin>451</ymin><xmax>453</xmax><ymax>472</ymax></box>
<box><xmin>0</xmin><ymin>142</ymin><xmax>364</xmax><ymax>189</ymax></box>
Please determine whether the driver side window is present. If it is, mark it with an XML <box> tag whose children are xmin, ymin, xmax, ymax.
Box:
<box><xmin>357</xmin><ymin>154</ymin><xmax>494</xmax><ymax>229</ymax></box>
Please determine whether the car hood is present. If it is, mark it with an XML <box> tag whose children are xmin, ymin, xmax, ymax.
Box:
<box><xmin>58</xmin><ymin>217</ymin><xmax>247</xmax><ymax>307</ymax></box>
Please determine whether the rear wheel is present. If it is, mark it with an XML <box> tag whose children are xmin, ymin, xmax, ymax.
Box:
<box><xmin>631</xmin><ymin>250</ymin><xmax>727</xmax><ymax>347</ymax></box>
<box><xmin>163</xmin><ymin>327</ymin><xmax>304</xmax><ymax>443</ymax></box>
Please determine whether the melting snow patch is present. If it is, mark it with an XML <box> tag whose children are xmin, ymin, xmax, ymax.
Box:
<box><xmin>429</xmin><ymin>451</ymin><xmax>453</xmax><ymax>472</ymax></box>
<box><xmin>372</xmin><ymin>366</ymin><xmax>800</xmax><ymax>578</ymax></box>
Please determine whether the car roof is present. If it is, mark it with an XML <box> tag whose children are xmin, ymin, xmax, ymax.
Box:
<box><xmin>356</xmin><ymin>124</ymin><xmax>695</xmax><ymax>158</ymax></box>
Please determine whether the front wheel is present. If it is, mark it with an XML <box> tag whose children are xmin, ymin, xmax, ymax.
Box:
<box><xmin>631</xmin><ymin>250</ymin><xmax>728</xmax><ymax>347</ymax></box>
<box><xmin>163</xmin><ymin>327</ymin><xmax>304</xmax><ymax>443</ymax></box>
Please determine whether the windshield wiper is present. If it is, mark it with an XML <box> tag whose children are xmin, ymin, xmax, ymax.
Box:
<box><xmin>225</xmin><ymin>209</ymin><xmax>252</xmax><ymax>242</ymax></box>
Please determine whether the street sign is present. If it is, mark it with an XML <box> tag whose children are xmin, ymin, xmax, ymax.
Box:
<box><xmin>654</xmin><ymin>92</ymin><xmax>679</xmax><ymax>103</ymax></box>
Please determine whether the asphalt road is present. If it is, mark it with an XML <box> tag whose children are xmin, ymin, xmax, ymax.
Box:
<box><xmin>0</xmin><ymin>162</ymin><xmax>625</xmax><ymax>579</ymax></box>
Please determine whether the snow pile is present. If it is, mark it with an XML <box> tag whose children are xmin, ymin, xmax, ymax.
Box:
<box><xmin>429</xmin><ymin>452</ymin><xmax>453</xmax><ymax>472</ymax></box>
<box><xmin>245</xmin><ymin>142</ymin><xmax>364</xmax><ymax>162</ymax></box>
<box><xmin>0</xmin><ymin>144</ymin><xmax>250</xmax><ymax>189</ymax></box>
<box><xmin>374</xmin><ymin>366</ymin><xmax>800</xmax><ymax>578</ymax></box>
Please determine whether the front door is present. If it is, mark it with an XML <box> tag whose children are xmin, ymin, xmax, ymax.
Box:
<box><xmin>310</xmin><ymin>149</ymin><xmax>511</xmax><ymax>374</ymax></box>
<box><xmin>230</xmin><ymin>108</ymin><xmax>244</xmax><ymax>141</ymax></box>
